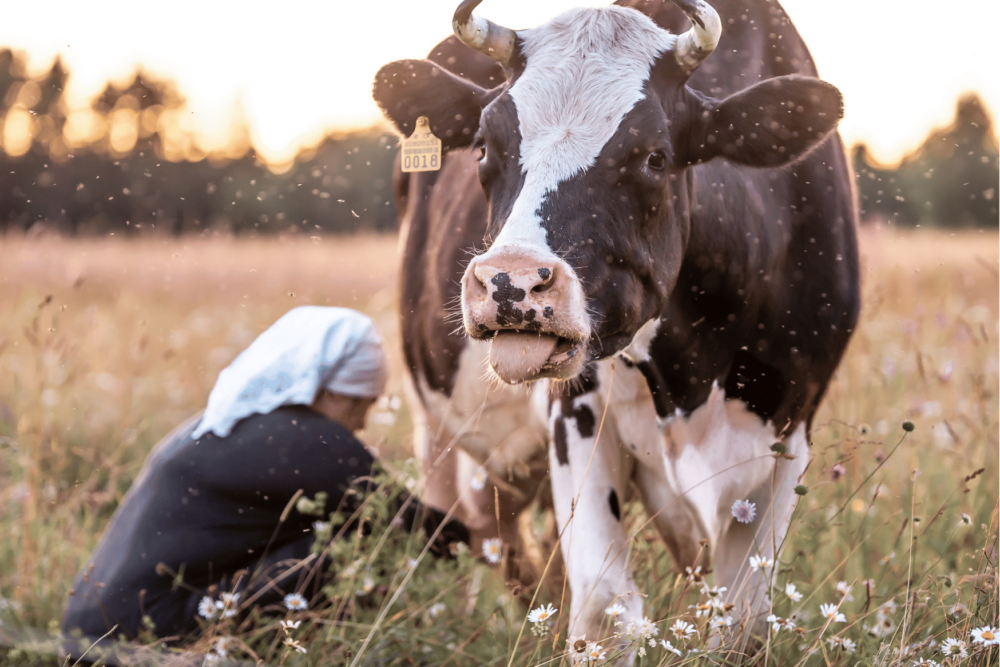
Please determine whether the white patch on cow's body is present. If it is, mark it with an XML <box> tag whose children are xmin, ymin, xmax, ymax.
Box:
<box><xmin>621</xmin><ymin>317</ymin><xmax>661</xmax><ymax>363</ymax></box>
<box><xmin>490</xmin><ymin>7</ymin><xmax>675</xmax><ymax>255</ymax></box>
<box><xmin>661</xmin><ymin>382</ymin><xmax>780</xmax><ymax>555</ymax></box>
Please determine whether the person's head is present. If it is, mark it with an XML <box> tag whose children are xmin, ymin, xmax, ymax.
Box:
<box><xmin>193</xmin><ymin>307</ymin><xmax>389</xmax><ymax>439</ymax></box>
<box><xmin>311</xmin><ymin>391</ymin><xmax>378</xmax><ymax>432</ymax></box>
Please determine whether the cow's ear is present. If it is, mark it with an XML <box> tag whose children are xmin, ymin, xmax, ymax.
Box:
<box><xmin>373</xmin><ymin>59</ymin><xmax>494</xmax><ymax>151</ymax></box>
<box><xmin>682</xmin><ymin>75</ymin><xmax>843</xmax><ymax>168</ymax></box>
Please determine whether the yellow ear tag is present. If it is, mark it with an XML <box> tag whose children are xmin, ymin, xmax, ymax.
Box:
<box><xmin>400</xmin><ymin>116</ymin><xmax>442</xmax><ymax>173</ymax></box>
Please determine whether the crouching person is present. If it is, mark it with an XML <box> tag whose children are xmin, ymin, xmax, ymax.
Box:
<box><xmin>61</xmin><ymin>307</ymin><xmax>466</xmax><ymax>659</ymax></box>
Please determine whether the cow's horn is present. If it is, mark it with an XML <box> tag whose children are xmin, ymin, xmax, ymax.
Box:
<box><xmin>452</xmin><ymin>0</ymin><xmax>516</xmax><ymax>65</ymax></box>
<box><xmin>671</xmin><ymin>0</ymin><xmax>722</xmax><ymax>72</ymax></box>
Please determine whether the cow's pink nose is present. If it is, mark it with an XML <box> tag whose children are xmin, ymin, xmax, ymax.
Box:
<box><xmin>463</xmin><ymin>249</ymin><xmax>568</xmax><ymax>334</ymax></box>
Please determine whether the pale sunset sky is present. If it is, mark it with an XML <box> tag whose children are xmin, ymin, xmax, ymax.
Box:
<box><xmin>1</xmin><ymin>0</ymin><xmax>996</xmax><ymax>167</ymax></box>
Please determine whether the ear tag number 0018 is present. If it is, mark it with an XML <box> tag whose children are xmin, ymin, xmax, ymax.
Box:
<box><xmin>401</xmin><ymin>116</ymin><xmax>442</xmax><ymax>173</ymax></box>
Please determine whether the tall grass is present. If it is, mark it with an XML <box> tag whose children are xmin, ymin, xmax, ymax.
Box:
<box><xmin>0</xmin><ymin>228</ymin><xmax>996</xmax><ymax>666</ymax></box>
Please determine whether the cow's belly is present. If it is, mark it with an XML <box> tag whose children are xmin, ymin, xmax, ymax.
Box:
<box><xmin>407</xmin><ymin>340</ymin><xmax>549</xmax><ymax>530</ymax></box>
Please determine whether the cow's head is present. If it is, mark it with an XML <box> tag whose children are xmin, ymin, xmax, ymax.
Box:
<box><xmin>374</xmin><ymin>0</ymin><xmax>843</xmax><ymax>384</ymax></box>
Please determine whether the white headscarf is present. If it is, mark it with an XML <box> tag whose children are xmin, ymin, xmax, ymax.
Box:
<box><xmin>192</xmin><ymin>306</ymin><xmax>388</xmax><ymax>439</ymax></box>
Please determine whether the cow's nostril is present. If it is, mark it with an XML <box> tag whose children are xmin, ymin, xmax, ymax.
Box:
<box><xmin>532</xmin><ymin>267</ymin><xmax>555</xmax><ymax>293</ymax></box>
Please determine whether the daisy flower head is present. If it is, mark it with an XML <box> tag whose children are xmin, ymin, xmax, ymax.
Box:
<box><xmin>691</xmin><ymin>602</ymin><xmax>714</xmax><ymax>618</ymax></box>
<box><xmin>583</xmin><ymin>642</ymin><xmax>606</xmax><ymax>662</ymax></box>
<box><xmin>312</xmin><ymin>520</ymin><xmax>331</xmax><ymax>536</ymax></box>
<box><xmin>528</xmin><ymin>603</ymin><xmax>558</xmax><ymax>624</ymax></box>
<box><xmin>214</xmin><ymin>636</ymin><xmax>233</xmax><ymax>657</ymax></box>
<box><xmin>470</xmin><ymin>467</ymin><xmax>487</xmax><ymax>491</ymax></box>
<box><xmin>971</xmin><ymin>626</ymin><xmax>999</xmax><ymax>645</ymax></box>
<box><xmin>218</xmin><ymin>592</ymin><xmax>240</xmax><ymax>618</ymax></box>
<box><xmin>685</xmin><ymin>565</ymin><xmax>704</xmax><ymax>583</ymax></box>
<box><xmin>660</xmin><ymin>639</ymin><xmax>683</xmax><ymax>656</ymax></box>
<box><xmin>731</xmin><ymin>499</ymin><xmax>757</xmax><ymax>524</ymax></box>
<box><xmin>605</xmin><ymin>601</ymin><xmax>626</xmax><ymax>617</ymax></box>
<box><xmin>567</xmin><ymin>634</ymin><xmax>588</xmax><ymax>655</ymax></box>
<box><xmin>767</xmin><ymin>614</ymin><xmax>796</xmax><ymax>633</ymax></box>
<box><xmin>835</xmin><ymin>580</ymin><xmax>855</xmax><ymax>601</ymax></box>
<box><xmin>284</xmin><ymin>638</ymin><xmax>307</xmax><ymax>654</ymax></box>
<box><xmin>428</xmin><ymin>602</ymin><xmax>446</xmax><ymax>619</ymax></box>
<box><xmin>283</xmin><ymin>592</ymin><xmax>308</xmax><ymax>611</ymax></box>
<box><xmin>941</xmin><ymin>638</ymin><xmax>968</xmax><ymax>658</ymax></box>
<box><xmin>959</xmin><ymin>512</ymin><xmax>972</xmax><ymax>526</ymax></box>
<box><xmin>749</xmin><ymin>554</ymin><xmax>773</xmax><ymax>572</ymax></box>
<box><xmin>785</xmin><ymin>582</ymin><xmax>803</xmax><ymax>602</ymax></box>
<box><xmin>358</xmin><ymin>575</ymin><xmax>375</xmax><ymax>595</ymax></box>
<box><xmin>280</xmin><ymin>619</ymin><xmax>301</xmax><ymax>631</ymax></box>
<box><xmin>710</xmin><ymin>615</ymin><xmax>733</xmax><ymax>632</ymax></box>
<box><xmin>203</xmin><ymin>654</ymin><xmax>220</xmax><ymax>667</ymax></box>
<box><xmin>910</xmin><ymin>659</ymin><xmax>939</xmax><ymax>667</ymax></box>
<box><xmin>482</xmin><ymin>537</ymin><xmax>503</xmax><ymax>564</ymax></box>
<box><xmin>701</xmin><ymin>584</ymin><xmax>727</xmax><ymax>598</ymax></box>
<box><xmin>198</xmin><ymin>596</ymin><xmax>217</xmax><ymax>620</ymax></box>
<box><xmin>828</xmin><ymin>636</ymin><xmax>857</xmax><ymax>654</ymax></box>
<box><xmin>670</xmin><ymin>619</ymin><xmax>697</xmax><ymax>640</ymax></box>
<box><xmin>820</xmin><ymin>603</ymin><xmax>846</xmax><ymax>623</ymax></box>
<box><xmin>636</xmin><ymin>616</ymin><xmax>658</xmax><ymax>639</ymax></box>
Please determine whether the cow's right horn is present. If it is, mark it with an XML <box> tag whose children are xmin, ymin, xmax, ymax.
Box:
<box><xmin>671</xmin><ymin>0</ymin><xmax>722</xmax><ymax>72</ymax></box>
<box><xmin>452</xmin><ymin>0</ymin><xmax>516</xmax><ymax>65</ymax></box>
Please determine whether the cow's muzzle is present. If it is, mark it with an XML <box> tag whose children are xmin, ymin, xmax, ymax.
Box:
<box><xmin>462</xmin><ymin>246</ymin><xmax>590</xmax><ymax>383</ymax></box>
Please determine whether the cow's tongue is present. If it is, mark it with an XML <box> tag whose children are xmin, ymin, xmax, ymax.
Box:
<box><xmin>489</xmin><ymin>332</ymin><xmax>559</xmax><ymax>384</ymax></box>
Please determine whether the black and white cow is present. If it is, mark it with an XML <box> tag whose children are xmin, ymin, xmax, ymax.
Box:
<box><xmin>376</xmin><ymin>0</ymin><xmax>859</xmax><ymax>647</ymax></box>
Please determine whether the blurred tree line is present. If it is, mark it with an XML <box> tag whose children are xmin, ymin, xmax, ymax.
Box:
<box><xmin>0</xmin><ymin>50</ymin><xmax>398</xmax><ymax>235</ymax></box>
<box><xmin>0</xmin><ymin>49</ymin><xmax>996</xmax><ymax>235</ymax></box>
<box><xmin>853</xmin><ymin>94</ymin><xmax>998</xmax><ymax>228</ymax></box>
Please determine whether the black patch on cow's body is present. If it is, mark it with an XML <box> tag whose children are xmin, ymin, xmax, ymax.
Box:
<box><xmin>724</xmin><ymin>350</ymin><xmax>785</xmax><ymax>421</ymax></box>
<box><xmin>553</xmin><ymin>418</ymin><xmax>569</xmax><ymax>466</ymax></box>
<box><xmin>608</xmin><ymin>489</ymin><xmax>621</xmax><ymax>521</ymax></box>
<box><xmin>636</xmin><ymin>360</ymin><xmax>671</xmax><ymax>419</ymax></box>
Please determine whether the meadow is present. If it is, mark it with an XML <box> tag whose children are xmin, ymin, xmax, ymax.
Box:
<box><xmin>0</xmin><ymin>228</ymin><xmax>997</xmax><ymax>666</ymax></box>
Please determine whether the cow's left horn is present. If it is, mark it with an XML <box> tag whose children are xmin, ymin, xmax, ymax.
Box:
<box><xmin>452</xmin><ymin>0</ymin><xmax>516</xmax><ymax>65</ymax></box>
<box><xmin>671</xmin><ymin>0</ymin><xmax>721</xmax><ymax>72</ymax></box>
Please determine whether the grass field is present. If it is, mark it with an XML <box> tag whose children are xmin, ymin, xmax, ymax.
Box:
<box><xmin>0</xmin><ymin>229</ymin><xmax>997</xmax><ymax>666</ymax></box>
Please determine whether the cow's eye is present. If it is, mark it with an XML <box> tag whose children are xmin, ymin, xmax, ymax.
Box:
<box><xmin>646</xmin><ymin>150</ymin><xmax>666</xmax><ymax>171</ymax></box>
<box><xmin>474</xmin><ymin>141</ymin><xmax>487</xmax><ymax>162</ymax></box>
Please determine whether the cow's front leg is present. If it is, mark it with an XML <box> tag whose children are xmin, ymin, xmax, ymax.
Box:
<box><xmin>548</xmin><ymin>371</ymin><xmax>638</xmax><ymax>652</ymax></box>
<box><xmin>713</xmin><ymin>423</ymin><xmax>810</xmax><ymax>634</ymax></box>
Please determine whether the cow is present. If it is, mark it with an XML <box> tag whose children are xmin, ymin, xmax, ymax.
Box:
<box><xmin>375</xmin><ymin>0</ymin><xmax>860</xmax><ymax>651</ymax></box>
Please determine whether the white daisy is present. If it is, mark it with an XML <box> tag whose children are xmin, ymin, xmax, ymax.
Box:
<box><xmin>660</xmin><ymin>639</ymin><xmax>683</xmax><ymax>656</ymax></box>
<box><xmin>428</xmin><ymin>602</ymin><xmax>446</xmax><ymax>618</ymax></box>
<box><xmin>583</xmin><ymin>642</ymin><xmax>606</xmax><ymax>662</ymax></box>
<box><xmin>312</xmin><ymin>520</ymin><xmax>330</xmax><ymax>535</ymax></box>
<box><xmin>218</xmin><ymin>592</ymin><xmax>240</xmax><ymax>619</ymax></box>
<box><xmin>766</xmin><ymin>614</ymin><xmax>796</xmax><ymax>633</ymax></box>
<box><xmin>834</xmin><ymin>580</ymin><xmax>855</xmax><ymax>601</ymax></box>
<box><xmin>605</xmin><ymin>602</ymin><xmax>626</xmax><ymax>617</ymax></box>
<box><xmin>198</xmin><ymin>596</ymin><xmax>217</xmax><ymax>620</ymax></box>
<box><xmin>971</xmin><ymin>626</ymin><xmax>1000</xmax><ymax>645</ymax></box>
<box><xmin>280</xmin><ymin>619</ymin><xmax>301</xmax><ymax>631</ymax></box>
<box><xmin>828</xmin><ymin>636</ymin><xmax>857</xmax><ymax>654</ymax></box>
<box><xmin>202</xmin><ymin>654</ymin><xmax>220</xmax><ymax>667</ymax></box>
<box><xmin>710</xmin><ymin>615</ymin><xmax>733</xmax><ymax>632</ymax></box>
<box><xmin>684</xmin><ymin>565</ymin><xmax>704</xmax><ymax>583</ymax></box>
<box><xmin>749</xmin><ymin>554</ymin><xmax>773</xmax><ymax>572</ymax></box>
<box><xmin>636</xmin><ymin>616</ymin><xmax>658</xmax><ymax>639</ymax></box>
<box><xmin>731</xmin><ymin>499</ymin><xmax>757</xmax><ymax>524</ymax></box>
<box><xmin>941</xmin><ymin>638</ymin><xmax>968</xmax><ymax>658</ymax></box>
<box><xmin>567</xmin><ymin>634</ymin><xmax>588</xmax><ymax>654</ymax></box>
<box><xmin>820</xmin><ymin>603</ymin><xmax>846</xmax><ymax>623</ymax></box>
<box><xmin>701</xmin><ymin>584</ymin><xmax>727</xmax><ymax>598</ymax></box>
<box><xmin>470</xmin><ymin>467</ymin><xmax>487</xmax><ymax>491</ymax></box>
<box><xmin>284</xmin><ymin>638</ymin><xmax>307</xmax><ymax>654</ymax></box>
<box><xmin>690</xmin><ymin>601</ymin><xmax>714</xmax><ymax>618</ymax></box>
<box><xmin>214</xmin><ymin>636</ymin><xmax>233</xmax><ymax>657</ymax></box>
<box><xmin>959</xmin><ymin>512</ymin><xmax>972</xmax><ymax>526</ymax></box>
<box><xmin>482</xmin><ymin>538</ymin><xmax>503</xmax><ymax>564</ymax></box>
<box><xmin>910</xmin><ymin>659</ymin><xmax>939</xmax><ymax>666</ymax></box>
<box><xmin>528</xmin><ymin>603</ymin><xmax>558</xmax><ymax>624</ymax></box>
<box><xmin>359</xmin><ymin>575</ymin><xmax>375</xmax><ymax>595</ymax></box>
<box><xmin>283</xmin><ymin>592</ymin><xmax>308</xmax><ymax>611</ymax></box>
<box><xmin>670</xmin><ymin>619</ymin><xmax>697</xmax><ymax>640</ymax></box>
<box><xmin>785</xmin><ymin>582</ymin><xmax>803</xmax><ymax>602</ymax></box>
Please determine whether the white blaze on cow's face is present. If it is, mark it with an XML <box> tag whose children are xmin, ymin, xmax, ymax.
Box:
<box><xmin>461</xmin><ymin>7</ymin><xmax>677</xmax><ymax>384</ymax></box>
